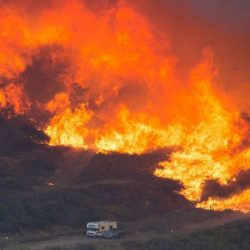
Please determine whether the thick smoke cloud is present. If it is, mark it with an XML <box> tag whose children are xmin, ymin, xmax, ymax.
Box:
<box><xmin>201</xmin><ymin>170</ymin><xmax>250</xmax><ymax>201</ymax></box>
<box><xmin>187</xmin><ymin>0</ymin><xmax>250</xmax><ymax>33</ymax></box>
<box><xmin>131</xmin><ymin>0</ymin><xmax>250</xmax><ymax>110</ymax></box>
<box><xmin>83</xmin><ymin>0</ymin><xmax>118</xmax><ymax>12</ymax></box>
<box><xmin>17</xmin><ymin>45</ymin><xmax>71</xmax><ymax>123</ymax></box>
<box><xmin>21</xmin><ymin>45</ymin><xmax>69</xmax><ymax>104</ymax></box>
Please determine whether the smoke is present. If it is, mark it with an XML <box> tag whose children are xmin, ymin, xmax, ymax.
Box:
<box><xmin>20</xmin><ymin>45</ymin><xmax>70</xmax><ymax>103</ymax></box>
<box><xmin>131</xmin><ymin>0</ymin><xmax>250</xmax><ymax>109</ymax></box>
<box><xmin>83</xmin><ymin>0</ymin><xmax>118</xmax><ymax>12</ymax></box>
<box><xmin>201</xmin><ymin>170</ymin><xmax>250</xmax><ymax>201</ymax></box>
<box><xmin>187</xmin><ymin>0</ymin><xmax>250</xmax><ymax>33</ymax></box>
<box><xmin>16</xmin><ymin>45</ymin><xmax>72</xmax><ymax>123</ymax></box>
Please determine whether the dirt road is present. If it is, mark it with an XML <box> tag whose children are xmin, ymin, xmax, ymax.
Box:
<box><xmin>4</xmin><ymin>212</ymin><xmax>250</xmax><ymax>250</ymax></box>
<box><xmin>5</xmin><ymin>235</ymin><xmax>113</xmax><ymax>250</ymax></box>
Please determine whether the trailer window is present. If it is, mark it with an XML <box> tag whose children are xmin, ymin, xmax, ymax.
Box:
<box><xmin>87</xmin><ymin>227</ymin><xmax>98</xmax><ymax>231</ymax></box>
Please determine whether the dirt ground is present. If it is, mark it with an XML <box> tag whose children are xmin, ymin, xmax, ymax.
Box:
<box><xmin>3</xmin><ymin>212</ymin><xmax>250</xmax><ymax>250</ymax></box>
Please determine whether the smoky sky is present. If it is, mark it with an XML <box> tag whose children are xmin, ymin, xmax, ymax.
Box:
<box><xmin>132</xmin><ymin>0</ymin><xmax>250</xmax><ymax>109</ymax></box>
<box><xmin>144</xmin><ymin>0</ymin><xmax>250</xmax><ymax>33</ymax></box>
<box><xmin>187</xmin><ymin>0</ymin><xmax>250</xmax><ymax>33</ymax></box>
<box><xmin>21</xmin><ymin>45</ymin><xmax>68</xmax><ymax>104</ymax></box>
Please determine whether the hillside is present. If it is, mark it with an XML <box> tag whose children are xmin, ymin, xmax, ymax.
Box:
<box><xmin>0</xmin><ymin>113</ymin><xmax>194</xmax><ymax>234</ymax></box>
<box><xmin>0</xmin><ymin>108</ymin><xmax>249</xmax><ymax>250</ymax></box>
<box><xmin>121</xmin><ymin>216</ymin><xmax>250</xmax><ymax>250</ymax></box>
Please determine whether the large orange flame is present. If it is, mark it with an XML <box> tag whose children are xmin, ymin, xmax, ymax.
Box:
<box><xmin>0</xmin><ymin>0</ymin><xmax>249</xmax><ymax>212</ymax></box>
<box><xmin>155</xmin><ymin>50</ymin><xmax>250</xmax><ymax>212</ymax></box>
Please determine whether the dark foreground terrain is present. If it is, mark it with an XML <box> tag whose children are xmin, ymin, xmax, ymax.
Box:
<box><xmin>0</xmin><ymin>111</ymin><xmax>249</xmax><ymax>250</ymax></box>
<box><xmin>0</xmin><ymin>111</ymin><xmax>191</xmax><ymax>234</ymax></box>
<box><xmin>2</xmin><ymin>211</ymin><xmax>250</xmax><ymax>250</ymax></box>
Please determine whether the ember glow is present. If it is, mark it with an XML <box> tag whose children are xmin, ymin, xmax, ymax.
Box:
<box><xmin>0</xmin><ymin>0</ymin><xmax>250</xmax><ymax>212</ymax></box>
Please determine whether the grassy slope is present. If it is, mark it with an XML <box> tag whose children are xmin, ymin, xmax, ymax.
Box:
<box><xmin>121</xmin><ymin>217</ymin><xmax>250</xmax><ymax>250</ymax></box>
<box><xmin>0</xmin><ymin>136</ymin><xmax>193</xmax><ymax>233</ymax></box>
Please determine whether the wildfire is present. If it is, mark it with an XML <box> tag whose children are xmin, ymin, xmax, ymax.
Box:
<box><xmin>0</xmin><ymin>0</ymin><xmax>249</xmax><ymax>212</ymax></box>
<box><xmin>197</xmin><ymin>189</ymin><xmax>250</xmax><ymax>213</ymax></box>
<box><xmin>45</xmin><ymin>105</ymin><xmax>91</xmax><ymax>149</ymax></box>
<box><xmin>0</xmin><ymin>84</ymin><xmax>29</xmax><ymax>113</ymax></box>
<box><xmin>95</xmin><ymin>107</ymin><xmax>184</xmax><ymax>154</ymax></box>
<box><xmin>155</xmin><ymin>50</ymin><xmax>250</xmax><ymax>211</ymax></box>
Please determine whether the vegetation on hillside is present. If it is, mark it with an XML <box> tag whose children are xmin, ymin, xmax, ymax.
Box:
<box><xmin>0</xmin><ymin>113</ymin><xmax>192</xmax><ymax>233</ymax></box>
<box><xmin>122</xmin><ymin>218</ymin><xmax>250</xmax><ymax>250</ymax></box>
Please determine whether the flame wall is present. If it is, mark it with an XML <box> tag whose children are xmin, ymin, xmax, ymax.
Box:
<box><xmin>0</xmin><ymin>0</ymin><xmax>250</xmax><ymax>212</ymax></box>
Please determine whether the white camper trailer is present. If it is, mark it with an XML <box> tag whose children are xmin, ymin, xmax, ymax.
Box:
<box><xmin>86</xmin><ymin>221</ymin><xmax>117</xmax><ymax>237</ymax></box>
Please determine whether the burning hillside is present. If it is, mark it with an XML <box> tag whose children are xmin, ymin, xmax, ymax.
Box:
<box><xmin>0</xmin><ymin>0</ymin><xmax>250</xmax><ymax>212</ymax></box>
